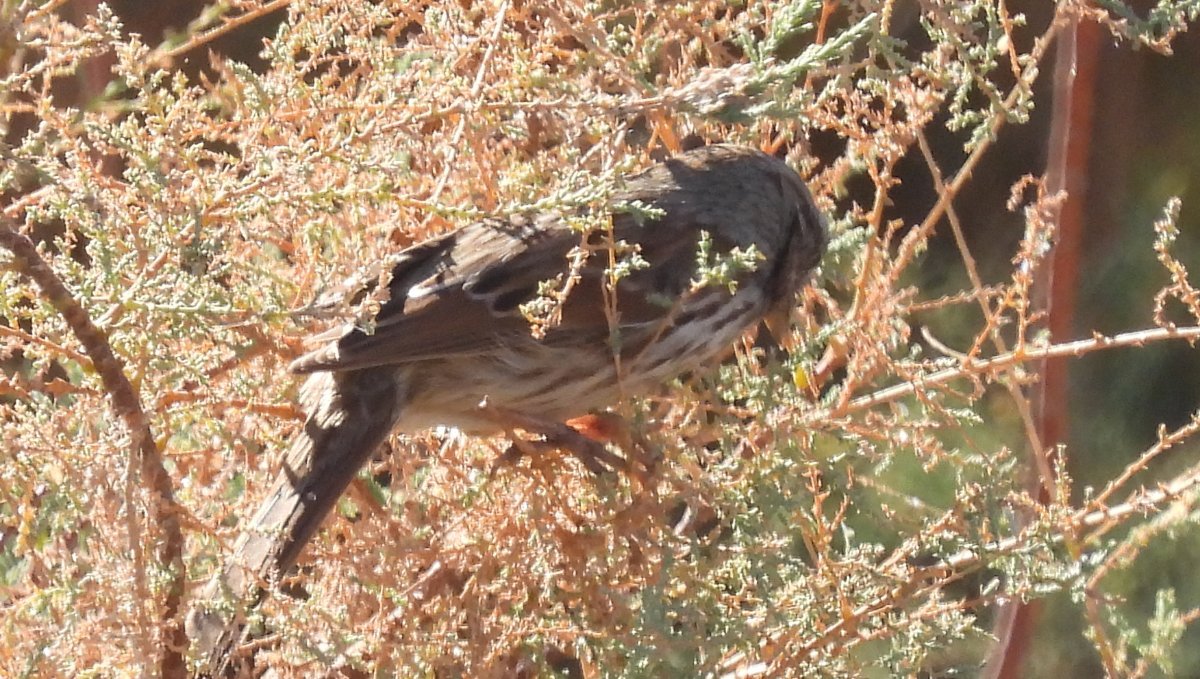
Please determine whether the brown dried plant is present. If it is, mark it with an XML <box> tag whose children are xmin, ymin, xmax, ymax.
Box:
<box><xmin>1</xmin><ymin>1</ymin><xmax>1199</xmax><ymax>677</ymax></box>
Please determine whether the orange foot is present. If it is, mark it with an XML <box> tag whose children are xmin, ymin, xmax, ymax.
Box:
<box><xmin>478</xmin><ymin>402</ymin><xmax>629</xmax><ymax>475</ymax></box>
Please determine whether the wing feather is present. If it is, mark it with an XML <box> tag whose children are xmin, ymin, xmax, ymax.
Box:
<box><xmin>291</xmin><ymin>145</ymin><xmax>775</xmax><ymax>374</ymax></box>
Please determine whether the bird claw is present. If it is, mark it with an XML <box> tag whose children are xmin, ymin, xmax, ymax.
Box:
<box><xmin>478</xmin><ymin>402</ymin><xmax>629</xmax><ymax>475</ymax></box>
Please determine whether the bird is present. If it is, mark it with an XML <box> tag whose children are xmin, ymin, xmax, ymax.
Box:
<box><xmin>187</xmin><ymin>143</ymin><xmax>827</xmax><ymax>674</ymax></box>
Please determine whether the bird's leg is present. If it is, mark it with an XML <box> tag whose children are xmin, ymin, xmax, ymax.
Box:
<box><xmin>477</xmin><ymin>400</ymin><xmax>629</xmax><ymax>474</ymax></box>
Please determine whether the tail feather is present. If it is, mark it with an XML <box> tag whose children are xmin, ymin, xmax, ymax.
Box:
<box><xmin>187</xmin><ymin>369</ymin><xmax>401</xmax><ymax>676</ymax></box>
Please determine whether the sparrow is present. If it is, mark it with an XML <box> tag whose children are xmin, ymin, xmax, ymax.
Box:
<box><xmin>187</xmin><ymin>143</ymin><xmax>827</xmax><ymax>675</ymax></box>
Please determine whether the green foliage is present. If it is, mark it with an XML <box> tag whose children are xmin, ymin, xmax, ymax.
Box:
<box><xmin>692</xmin><ymin>230</ymin><xmax>762</xmax><ymax>293</ymax></box>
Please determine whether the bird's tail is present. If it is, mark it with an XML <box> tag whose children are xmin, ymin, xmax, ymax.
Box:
<box><xmin>187</xmin><ymin>369</ymin><xmax>400</xmax><ymax>676</ymax></box>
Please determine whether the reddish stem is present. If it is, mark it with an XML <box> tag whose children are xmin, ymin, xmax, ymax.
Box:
<box><xmin>988</xmin><ymin>12</ymin><xmax>1102</xmax><ymax>679</ymax></box>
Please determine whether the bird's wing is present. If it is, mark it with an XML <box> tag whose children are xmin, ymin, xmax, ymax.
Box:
<box><xmin>289</xmin><ymin>211</ymin><xmax>709</xmax><ymax>373</ymax></box>
<box><xmin>288</xmin><ymin>144</ymin><xmax>795</xmax><ymax>375</ymax></box>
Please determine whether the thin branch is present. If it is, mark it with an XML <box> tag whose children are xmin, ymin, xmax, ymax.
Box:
<box><xmin>155</xmin><ymin>0</ymin><xmax>293</xmax><ymax>64</ymax></box>
<box><xmin>822</xmin><ymin>325</ymin><xmax>1200</xmax><ymax>420</ymax></box>
<box><xmin>424</xmin><ymin>0</ymin><xmax>512</xmax><ymax>211</ymax></box>
<box><xmin>1095</xmin><ymin>413</ymin><xmax>1200</xmax><ymax>509</ymax></box>
<box><xmin>885</xmin><ymin>16</ymin><xmax>1062</xmax><ymax>288</ymax></box>
<box><xmin>0</xmin><ymin>220</ymin><xmax>188</xmax><ymax>679</ymax></box>
<box><xmin>915</xmin><ymin>128</ymin><xmax>1053</xmax><ymax>499</ymax></box>
<box><xmin>717</xmin><ymin>458</ymin><xmax>1200</xmax><ymax>679</ymax></box>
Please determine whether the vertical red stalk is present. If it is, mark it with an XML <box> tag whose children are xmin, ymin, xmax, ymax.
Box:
<box><xmin>987</xmin><ymin>12</ymin><xmax>1101</xmax><ymax>679</ymax></box>
<box><xmin>1039</xmin><ymin>19</ymin><xmax>1099</xmax><ymax>473</ymax></box>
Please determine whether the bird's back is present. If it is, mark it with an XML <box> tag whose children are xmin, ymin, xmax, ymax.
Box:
<box><xmin>291</xmin><ymin>144</ymin><xmax>825</xmax><ymax>431</ymax></box>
